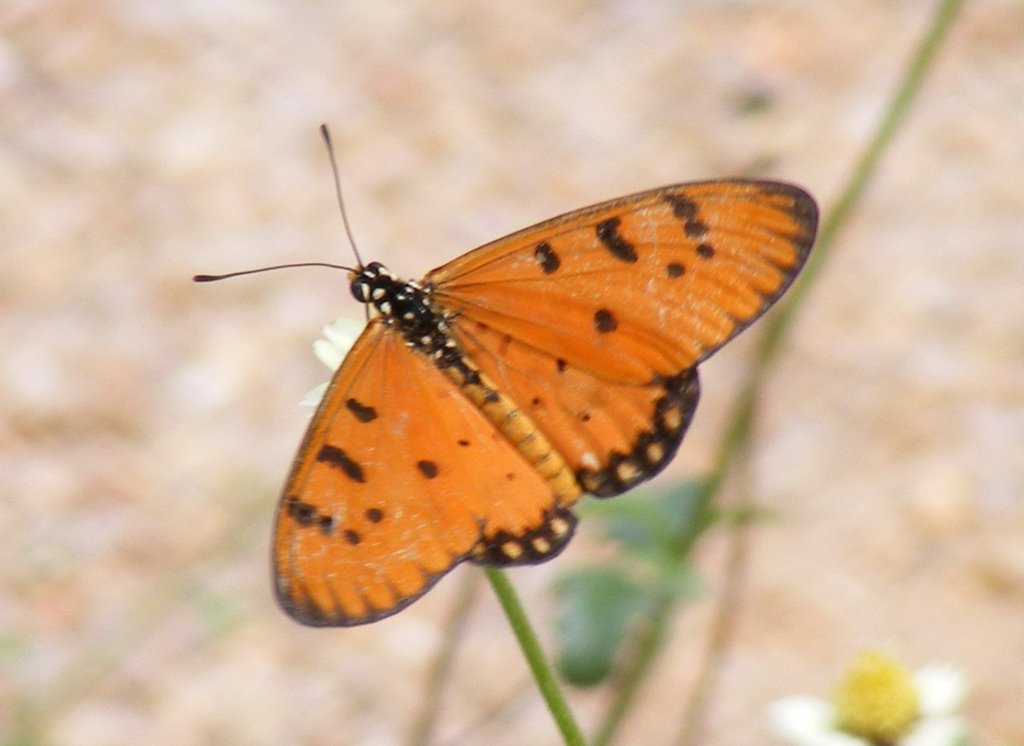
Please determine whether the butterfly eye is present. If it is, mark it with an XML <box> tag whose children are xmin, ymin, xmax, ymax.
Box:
<box><xmin>350</xmin><ymin>278</ymin><xmax>370</xmax><ymax>302</ymax></box>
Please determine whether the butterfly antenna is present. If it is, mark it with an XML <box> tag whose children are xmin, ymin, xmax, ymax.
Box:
<box><xmin>193</xmin><ymin>262</ymin><xmax>353</xmax><ymax>283</ymax></box>
<box><xmin>194</xmin><ymin>126</ymin><xmax>367</xmax><ymax>285</ymax></box>
<box><xmin>320</xmin><ymin>124</ymin><xmax>364</xmax><ymax>268</ymax></box>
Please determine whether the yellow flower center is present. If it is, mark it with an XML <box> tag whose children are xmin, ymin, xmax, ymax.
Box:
<box><xmin>833</xmin><ymin>652</ymin><xmax>919</xmax><ymax>742</ymax></box>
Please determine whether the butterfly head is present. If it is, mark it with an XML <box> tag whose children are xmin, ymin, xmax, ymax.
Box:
<box><xmin>349</xmin><ymin>262</ymin><xmax>437</xmax><ymax>329</ymax></box>
<box><xmin>349</xmin><ymin>261</ymin><xmax>393</xmax><ymax>303</ymax></box>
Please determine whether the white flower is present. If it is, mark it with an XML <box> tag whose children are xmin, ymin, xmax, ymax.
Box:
<box><xmin>299</xmin><ymin>317</ymin><xmax>363</xmax><ymax>407</ymax></box>
<box><xmin>769</xmin><ymin>653</ymin><xmax>969</xmax><ymax>746</ymax></box>
<box><xmin>901</xmin><ymin>716</ymin><xmax>968</xmax><ymax>746</ymax></box>
<box><xmin>768</xmin><ymin>697</ymin><xmax>867</xmax><ymax>746</ymax></box>
<box><xmin>914</xmin><ymin>665</ymin><xmax>968</xmax><ymax>716</ymax></box>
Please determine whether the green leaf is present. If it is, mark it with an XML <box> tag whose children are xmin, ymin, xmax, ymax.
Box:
<box><xmin>554</xmin><ymin>567</ymin><xmax>650</xmax><ymax>687</ymax></box>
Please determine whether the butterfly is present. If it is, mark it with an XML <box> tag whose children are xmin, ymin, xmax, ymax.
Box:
<box><xmin>272</xmin><ymin>177</ymin><xmax>817</xmax><ymax>626</ymax></box>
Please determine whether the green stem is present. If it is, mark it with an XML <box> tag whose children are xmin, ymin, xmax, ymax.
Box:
<box><xmin>485</xmin><ymin>568</ymin><xmax>587</xmax><ymax>746</ymax></box>
<box><xmin>595</xmin><ymin>1</ymin><xmax>966</xmax><ymax>744</ymax></box>
<box><xmin>675</xmin><ymin>451</ymin><xmax>756</xmax><ymax>746</ymax></box>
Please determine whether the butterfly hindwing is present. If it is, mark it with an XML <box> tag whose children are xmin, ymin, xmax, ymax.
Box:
<box><xmin>454</xmin><ymin>321</ymin><xmax>701</xmax><ymax>497</ymax></box>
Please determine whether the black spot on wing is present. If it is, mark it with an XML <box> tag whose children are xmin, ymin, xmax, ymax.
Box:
<box><xmin>666</xmin><ymin>261</ymin><xmax>685</xmax><ymax>277</ymax></box>
<box><xmin>416</xmin><ymin>459</ymin><xmax>439</xmax><ymax>479</ymax></box>
<box><xmin>343</xmin><ymin>529</ymin><xmax>361</xmax><ymax>545</ymax></box>
<box><xmin>594</xmin><ymin>308</ymin><xmax>618</xmax><ymax>333</ymax></box>
<box><xmin>534</xmin><ymin>242</ymin><xmax>560</xmax><ymax>274</ymax></box>
<box><xmin>696</xmin><ymin>242</ymin><xmax>715</xmax><ymax>259</ymax></box>
<box><xmin>663</xmin><ymin>193</ymin><xmax>709</xmax><ymax>238</ymax></box>
<box><xmin>286</xmin><ymin>496</ymin><xmax>318</xmax><ymax>526</ymax></box>
<box><xmin>345</xmin><ymin>398</ymin><xmax>377</xmax><ymax>422</ymax></box>
<box><xmin>316</xmin><ymin>445</ymin><xmax>366</xmax><ymax>483</ymax></box>
<box><xmin>285</xmin><ymin>497</ymin><xmax>335</xmax><ymax>537</ymax></box>
<box><xmin>596</xmin><ymin>217</ymin><xmax>638</xmax><ymax>262</ymax></box>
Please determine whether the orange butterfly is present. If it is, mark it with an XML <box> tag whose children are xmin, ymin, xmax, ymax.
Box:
<box><xmin>272</xmin><ymin>176</ymin><xmax>817</xmax><ymax>626</ymax></box>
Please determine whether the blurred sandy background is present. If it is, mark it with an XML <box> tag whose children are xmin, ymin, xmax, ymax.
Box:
<box><xmin>2</xmin><ymin>1</ymin><xmax>1022</xmax><ymax>744</ymax></box>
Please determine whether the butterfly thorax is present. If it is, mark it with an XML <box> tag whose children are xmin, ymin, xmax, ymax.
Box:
<box><xmin>350</xmin><ymin>262</ymin><xmax>461</xmax><ymax>366</ymax></box>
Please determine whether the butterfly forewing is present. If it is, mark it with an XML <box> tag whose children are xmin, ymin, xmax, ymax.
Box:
<box><xmin>429</xmin><ymin>180</ymin><xmax>817</xmax><ymax>383</ymax></box>
<box><xmin>274</xmin><ymin>322</ymin><xmax>571</xmax><ymax>626</ymax></box>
